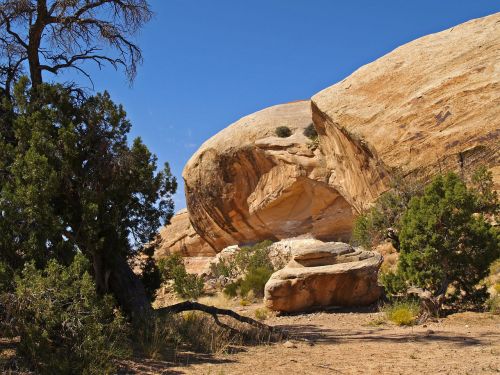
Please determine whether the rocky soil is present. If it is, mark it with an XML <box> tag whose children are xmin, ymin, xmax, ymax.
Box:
<box><xmin>121</xmin><ymin>308</ymin><xmax>499</xmax><ymax>375</ymax></box>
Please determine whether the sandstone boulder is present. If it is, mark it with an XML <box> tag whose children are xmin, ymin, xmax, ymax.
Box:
<box><xmin>155</xmin><ymin>208</ymin><xmax>216</xmax><ymax>258</ymax></box>
<box><xmin>264</xmin><ymin>241</ymin><xmax>382</xmax><ymax>312</ymax></box>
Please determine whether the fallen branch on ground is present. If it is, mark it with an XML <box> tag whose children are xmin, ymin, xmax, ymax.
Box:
<box><xmin>158</xmin><ymin>301</ymin><xmax>285</xmax><ymax>337</ymax></box>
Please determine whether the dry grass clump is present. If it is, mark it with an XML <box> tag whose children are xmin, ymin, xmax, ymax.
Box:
<box><xmin>484</xmin><ymin>259</ymin><xmax>500</xmax><ymax>314</ymax></box>
<box><xmin>382</xmin><ymin>300</ymin><xmax>420</xmax><ymax>326</ymax></box>
<box><xmin>486</xmin><ymin>294</ymin><xmax>500</xmax><ymax>314</ymax></box>
<box><xmin>176</xmin><ymin>312</ymin><xmax>243</xmax><ymax>354</ymax></box>
<box><xmin>254</xmin><ymin>308</ymin><xmax>270</xmax><ymax>321</ymax></box>
<box><xmin>135</xmin><ymin>308</ymin><xmax>277</xmax><ymax>360</ymax></box>
<box><xmin>198</xmin><ymin>293</ymin><xmax>236</xmax><ymax>309</ymax></box>
<box><xmin>135</xmin><ymin>312</ymin><xmax>238</xmax><ymax>358</ymax></box>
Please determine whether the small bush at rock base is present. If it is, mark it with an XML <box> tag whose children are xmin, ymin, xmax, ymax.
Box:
<box><xmin>382</xmin><ymin>300</ymin><xmax>420</xmax><ymax>326</ymax></box>
<box><xmin>216</xmin><ymin>241</ymin><xmax>276</xmax><ymax>299</ymax></box>
<box><xmin>7</xmin><ymin>254</ymin><xmax>130</xmax><ymax>375</ymax></box>
<box><xmin>158</xmin><ymin>253</ymin><xmax>204</xmax><ymax>300</ymax></box>
<box><xmin>223</xmin><ymin>280</ymin><xmax>241</xmax><ymax>298</ymax></box>
<box><xmin>254</xmin><ymin>307</ymin><xmax>270</xmax><ymax>321</ymax></box>
<box><xmin>210</xmin><ymin>257</ymin><xmax>238</xmax><ymax>279</ymax></box>
<box><xmin>239</xmin><ymin>267</ymin><xmax>274</xmax><ymax>298</ymax></box>
<box><xmin>235</xmin><ymin>240</ymin><xmax>274</xmax><ymax>272</ymax></box>
<box><xmin>275</xmin><ymin>126</ymin><xmax>292</xmax><ymax>138</ymax></box>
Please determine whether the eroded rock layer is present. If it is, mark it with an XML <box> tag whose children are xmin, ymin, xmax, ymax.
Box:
<box><xmin>182</xmin><ymin>100</ymin><xmax>384</xmax><ymax>252</ymax></box>
<box><xmin>155</xmin><ymin>209</ymin><xmax>216</xmax><ymax>258</ymax></box>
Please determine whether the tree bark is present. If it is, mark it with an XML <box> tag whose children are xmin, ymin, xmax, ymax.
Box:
<box><xmin>93</xmin><ymin>252</ymin><xmax>152</xmax><ymax>319</ymax></box>
<box><xmin>408</xmin><ymin>286</ymin><xmax>446</xmax><ymax>322</ymax></box>
<box><xmin>27</xmin><ymin>0</ymin><xmax>48</xmax><ymax>87</ymax></box>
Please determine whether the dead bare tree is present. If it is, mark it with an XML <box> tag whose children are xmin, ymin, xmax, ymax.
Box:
<box><xmin>0</xmin><ymin>0</ymin><xmax>152</xmax><ymax>92</ymax></box>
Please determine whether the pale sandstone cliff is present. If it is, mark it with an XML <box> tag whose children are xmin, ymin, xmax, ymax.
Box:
<box><xmin>157</xmin><ymin>13</ymin><xmax>500</xmax><ymax>258</ymax></box>
<box><xmin>312</xmin><ymin>13</ymin><xmax>499</xmax><ymax>189</ymax></box>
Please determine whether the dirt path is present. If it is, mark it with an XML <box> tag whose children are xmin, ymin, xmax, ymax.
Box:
<box><xmin>128</xmin><ymin>310</ymin><xmax>499</xmax><ymax>375</ymax></box>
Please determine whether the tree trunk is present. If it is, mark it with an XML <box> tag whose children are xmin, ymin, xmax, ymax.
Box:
<box><xmin>28</xmin><ymin>2</ymin><xmax>46</xmax><ymax>88</ymax></box>
<box><xmin>93</xmin><ymin>252</ymin><xmax>152</xmax><ymax>319</ymax></box>
<box><xmin>27</xmin><ymin>32</ymin><xmax>43</xmax><ymax>87</ymax></box>
<box><xmin>408</xmin><ymin>286</ymin><xmax>446</xmax><ymax>322</ymax></box>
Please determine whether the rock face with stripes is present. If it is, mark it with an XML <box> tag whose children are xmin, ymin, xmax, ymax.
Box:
<box><xmin>156</xmin><ymin>13</ymin><xmax>499</xmax><ymax>260</ymax></box>
<box><xmin>181</xmin><ymin>100</ymin><xmax>388</xmax><ymax>253</ymax></box>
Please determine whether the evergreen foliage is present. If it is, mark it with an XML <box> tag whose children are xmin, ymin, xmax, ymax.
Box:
<box><xmin>352</xmin><ymin>171</ymin><xmax>424</xmax><ymax>249</ymax></box>
<box><xmin>158</xmin><ymin>253</ymin><xmax>204</xmax><ymax>300</ymax></box>
<box><xmin>219</xmin><ymin>241</ymin><xmax>276</xmax><ymax>298</ymax></box>
<box><xmin>0</xmin><ymin>80</ymin><xmax>177</xmax><ymax>301</ymax></box>
<box><xmin>303</xmin><ymin>123</ymin><xmax>318</xmax><ymax>140</ymax></box>
<box><xmin>383</xmin><ymin>172</ymin><xmax>499</xmax><ymax>307</ymax></box>
<box><xmin>275</xmin><ymin>126</ymin><xmax>292</xmax><ymax>138</ymax></box>
<box><xmin>5</xmin><ymin>254</ymin><xmax>130</xmax><ymax>374</ymax></box>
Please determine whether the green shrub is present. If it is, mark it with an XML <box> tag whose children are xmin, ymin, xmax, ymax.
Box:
<box><xmin>177</xmin><ymin>273</ymin><xmax>205</xmax><ymax>300</ymax></box>
<box><xmin>469</xmin><ymin>166</ymin><xmax>499</xmax><ymax>214</ymax></box>
<box><xmin>352</xmin><ymin>171</ymin><xmax>424</xmax><ymax>249</ymax></box>
<box><xmin>275</xmin><ymin>126</ymin><xmax>292</xmax><ymax>138</ymax></box>
<box><xmin>0</xmin><ymin>261</ymin><xmax>12</xmax><ymax>293</ymax></box>
<box><xmin>158</xmin><ymin>253</ymin><xmax>204</xmax><ymax>300</ymax></box>
<box><xmin>9</xmin><ymin>254</ymin><xmax>130</xmax><ymax>375</ymax></box>
<box><xmin>235</xmin><ymin>240</ymin><xmax>274</xmax><ymax>273</ymax></box>
<box><xmin>397</xmin><ymin>173</ymin><xmax>499</xmax><ymax>308</ymax></box>
<box><xmin>223</xmin><ymin>280</ymin><xmax>241</xmax><ymax>298</ymax></box>
<box><xmin>303</xmin><ymin>123</ymin><xmax>318</xmax><ymax>140</ymax></box>
<box><xmin>239</xmin><ymin>267</ymin><xmax>273</xmax><ymax>298</ymax></box>
<box><xmin>210</xmin><ymin>257</ymin><xmax>238</xmax><ymax>279</ymax></box>
<box><xmin>379</xmin><ymin>270</ymin><xmax>406</xmax><ymax>298</ymax></box>
<box><xmin>214</xmin><ymin>241</ymin><xmax>276</xmax><ymax>299</ymax></box>
<box><xmin>382</xmin><ymin>300</ymin><xmax>420</xmax><ymax>326</ymax></box>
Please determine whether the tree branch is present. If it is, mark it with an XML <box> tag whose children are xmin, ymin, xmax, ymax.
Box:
<box><xmin>0</xmin><ymin>10</ymin><xmax>28</xmax><ymax>48</ymax></box>
<box><xmin>157</xmin><ymin>301</ymin><xmax>285</xmax><ymax>337</ymax></box>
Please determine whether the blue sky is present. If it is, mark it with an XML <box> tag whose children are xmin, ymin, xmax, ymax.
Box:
<box><xmin>60</xmin><ymin>1</ymin><xmax>499</xmax><ymax>211</ymax></box>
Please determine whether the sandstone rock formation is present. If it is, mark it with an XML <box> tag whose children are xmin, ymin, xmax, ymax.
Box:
<box><xmin>182</xmin><ymin>100</ymin><xmax>379</xmax><ymax>253</ymax></box>
<box><xmin>157</xmin><ymin>13</ymin><xmax>499</xmax><ymax>259</ymax></box>
<box><xmin>312</xmin><ymin>13</ymin><xmax>500</xmax><ymax>190</ymax></box>
<box><xmin>264</xmin><ymin>241</ymin><xmax>382</xmax><ymax>312</ymax></box>
<box><xmin>155</xmin><ymin>209</ymin><xmax>215</xmax><ymax>258</ymax></box>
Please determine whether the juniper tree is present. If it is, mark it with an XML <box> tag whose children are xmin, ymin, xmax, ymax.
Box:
<box><xmin>0</xmin><ymin>79</ymin><xmax>177</xmax><ymax>316</ymax></box>
<box><xmin>386</xmin><ymin>172</ymin><xmax>499</xmax><ymax>309</ymax></box>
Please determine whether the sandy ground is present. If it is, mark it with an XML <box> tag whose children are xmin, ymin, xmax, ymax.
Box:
<box><xmin>119</xmin><ymin>308</ymin><xmax>499</xmax><ymax>375</ymax></box>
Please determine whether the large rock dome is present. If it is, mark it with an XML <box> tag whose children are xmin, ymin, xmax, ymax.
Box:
<box><xmin>157</xmin><ymin>13</ymin><xmax>500</xmax><ymax>258</ymax></box>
